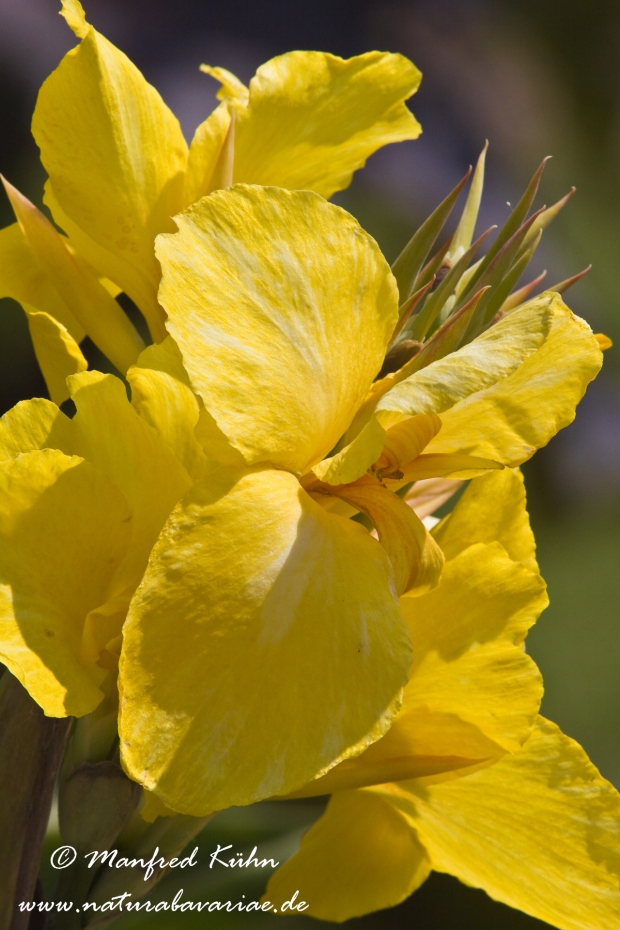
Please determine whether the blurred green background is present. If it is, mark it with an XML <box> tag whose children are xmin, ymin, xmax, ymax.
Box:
<box><xmin>2</xmin><ymin>0</ymin><xmax>619</xmax><ymax>926</ymax></box>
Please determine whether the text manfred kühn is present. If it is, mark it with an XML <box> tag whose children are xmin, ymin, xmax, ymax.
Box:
<box><xmin>81</xmin><ymin>844</ymin><xmax>279</xmax><ymax>882</ymax></box>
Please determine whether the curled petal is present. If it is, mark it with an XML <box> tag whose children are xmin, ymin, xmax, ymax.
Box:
<box><xmin>329</xmin><ymin>479</ymin><xmax>444</xmax><ymax>595</ymax></box>
<box><xmin>311</xmin><ymin>417</ymin><xmax>387</xmax><ymax>486</ymax></box>
<box><xmin>376</xmin><ymin>294</ymin><xmax>602</xmax><ymax>466</ymax></box>
<box><xmin>374</xmin><ymin>413</ymin><xmax>442</xmax><ymax>477</ymax></box>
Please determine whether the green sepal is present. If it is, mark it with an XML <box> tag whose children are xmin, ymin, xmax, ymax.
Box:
<box><xmin>391</xmin><ymin>168</ymin><xmax>471</xmax><ymax>301</ymax></box>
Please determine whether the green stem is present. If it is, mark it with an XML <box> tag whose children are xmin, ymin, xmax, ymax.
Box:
<box><xmin>0</xmin><ymin>671</ymin><xmax>72</xmax><ymax>930</ymax></box>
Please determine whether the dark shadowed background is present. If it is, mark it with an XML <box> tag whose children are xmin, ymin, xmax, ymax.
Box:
<box><xmin>2</xmin><ymin>0</ymin><xmax>620</xmax><ymax>926</ymax></box>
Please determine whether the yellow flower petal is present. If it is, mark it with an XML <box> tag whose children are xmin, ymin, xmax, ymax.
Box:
<box><xmin>396</xmin><ymin>542</ymin><xmax>545</xmax><ymax>754</ymax></box>
<box><xmin>2</xmin><ymin>178</ymin><xmax>144</xmax><ymax>373</ymax></box>
<box><xmin>266</xmin><ymin>790</ymin><xmax>430</xmax><ymax>922</ymax></box>
<box><xmin>398</xmin><ymin>452</ymin><xmax>503</xmax><ymax>481</ymax></box>
<box><xmin>120</xmin><ymin>466</ymin><xmax>411</xmax><ymax>814</ymax></box>
<box><xmin>375</xmin><ymin>294</ymin><xmax>554</xmax><ymax>429</ymax></box>
<box><xmin>232</xmin><ymin>51</ymin><xmax>421</xmax><ymax>199</ymax></box>
<box><xmin>157</xmin><ymin>186</ymin><xmax>398</xmax><ymax>473</ymax></box>
<box><xmin>67</xmin><ymin>371</ymin><xmax>192</xmax><ymax>593</ymax></box>
<box><xmin>128</xmin><ymin>337</ymin><xmax>247</xmax><ymax>479</ymax></box>
<box><xmin>288</xmin><ymin>543</ymin><xmax>545</xmax><ymax>797</ymax></box>
<box><xmin>79</xmin><ymin>595</ymin><xmax>129</xmax><ymax>666</ymax></box>
<box><xmin>595</xmin><ymin>332</ymin><xmax>612</xmax><ymax>350</ymax></box>
<box><xmin>1</xmin><ymin>372</ymin><xmax>191</xmax><ymax>596</ymax></box>
<box><xmin>311</xmin><ymin>416</ymin><xmax>387</xmax><ymax>486</ymax></box>
<box><xmin>33</xmin><ymin>7</ymin><xmax>188</xmax><ymax>340</ymax></box>
<box><xmin>200</xmin><ymin>65</ymin><xmax>249</xmax><ymax>103</ymax></box>
<box><xmin>380</xmin><ymin>718</ymin><xmax>620</xmax><ymax>930</ymax></box>
<box><xmin>60</xmin><ymin>0</ymin><xmax>88</xmax><ymax>38</ymax></box>
<box><xmin>434</xmin><ymin>468</ymin><xmax>538</xmax><ymax>572</ymax></box>
<box><xmin>403</xmin><ymin>477</ymin><xmax>463</xmax><ymax>520</ymax></box>
<box><xmin>0</xmin><ymin>398</ymin><xmax>74</xmax><ymax>462</ymax></box>
<box><xmin>140</xmin><ymin>790</ymin><xmax>179</xmax><ymax>823</ymax></box>
<box><xmin>0</xmin><ymin>221</ymin><xmax>84</xmax><ymax>341</ymax></box>
<box><xmin>127</xmin><ymin>337</ymin><xmax>210</xmax><ymax>481</ymax></box>
<box><xmin>184</xmin><ymin>102</ymin><xmax>232</xmax><ymax>207</ymax></box>
<box><xmin>0</xmin><ymin>448</ymin><xmax>131</xmax><ymax>716</ymax></box>
<box><xmin>328</xmin><ymin>478</ymin><xmax>444</xmax><ymax>595</ymax></box>
<box><xmin>25</xmin><ymin>309</ymin><xmax>87</xmax><ymax>406</ymax></box>
<box><xmin>377</xmin><ymin>293</ymin><xmax>602</xmax><ymax>465</ymax></box>
<box><xmin>374</xmin><ymin>413</ymin><xmax>442</xmax><ymax>476</ymax></box>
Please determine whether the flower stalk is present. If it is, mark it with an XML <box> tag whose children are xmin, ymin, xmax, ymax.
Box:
<box><xmin>0</xmin><ymin>672</ymin><xmax>72</xmax><ymax>930</ymax></box>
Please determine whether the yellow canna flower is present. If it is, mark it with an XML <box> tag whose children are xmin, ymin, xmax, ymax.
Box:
<box><xmin>0</xmin><ymin>0</ymin><xmax>422</xmax><ymax>398</ymax></box>
<box><xmin>265</xmin><ymin>469</ymin><xmax>620</xmax><ymax>928</ymax></box>
<box><xmin>114</xmin><ymin>185</ymin><xmax>602</xmax><ymax>816</ymax></box>
<box><xmin>0</xmin><ymin>188</ymin><xmax>603</xmax><ymax>817</ymax></box>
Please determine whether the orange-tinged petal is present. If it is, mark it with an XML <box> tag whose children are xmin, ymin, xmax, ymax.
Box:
<box><xmin>373</xmin><ymin>413</ymin><xmax>442</xmax><ymax>477</ymax></box>
<box><xmin>403</xmin><ymin>477</ymin><xmax>463</xmax><ymax>520</ymax></box>
<box><xmin>327</xmin><ymin>478</ymin><xmax>444</xmax><ymax>595</ymax></box>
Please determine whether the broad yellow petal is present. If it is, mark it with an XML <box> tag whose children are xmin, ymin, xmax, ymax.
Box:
<box><xmin>380</xmin><ymin>718</ymin><xmax>620</xmax><ymax>930</ymax></box>
<box><xmin>327</xmin><ymin>478</ymin><xmax>444</xmax><ymax>595</ymax></box>
<box><xmin>0</xmin><ymin>372</ymin><xmax>191</xmax><ymax>596</ymax></box>
<box><xmin>66</xmin><ymin>371</ymin><xmax>192</xmax><ymax>594</ymax></box>
<box><xmin>434</xmin><ymin>468</ymin><xmax>538</xmax><ymax>572</ymax></box>
<box><xmin>0</xmin><ymin>398</ymin><xmax>75</xmax><ymax>462</ymax></box>
<box><xmin>157</xmin><ymin>186</ymin><xmax>398</xmax><ymax>473</ymax></box>
<box><xmin>2</xmin><ymin>178</ymin><xmax>144</xmax><ymax>373</ymax></box>
<box><xmin>33</xmin><ymin>2</ymin><xmax>188</xmax><ymax>340</ymax></box>
<box><xmin>184</xmin><ymin>102</ymin><xmax>232</xmax><ymax>206</ymax></box>
<box><xmin>120</xmin><ymin>466</ymin><xmax>411</xmax><ymax>814</ymax></box>
<box><xmin>0</xmin><ymin>221</ymin><xmax>84</xmax><ymax>340</ymax></box>
<box><xmin>375</xmin><ymin>295</ymin><xmax>554</xmax><ymax>430</ymax></box>
<box><xmin>232</xmin><ymin>51</ymin><xmax>421</xmax><ymax>199</ymax></box>
<box><xmin>0</xmin><ymin>449</ymin><xmax>131</xmax><ymax>716</ymax></box>
<box><xmin>288</xmin><ymin>538</ymin><xmax>545</xmax><ymax>798</ymax></box>
<box><xmin>25</xmin><ymin>309</ymin><xmax>87</xmax><ymax>406</ymax></box>
<box><xmin>266</xmin><ymin>790</ymin><xmax>430</xmax><ymax>922</ymax></box>
<box><xmin>377</xmin><ymin>293</ymin><xmax>602</xmax><ymax>465</ymax></box>
<box><xmin>396</xmin><ymin>542</ymin><xmax>545</xmax><ymax>754</ymax></box>
<box><xmin>127</xmin><ymin>338</ymin><xmax>210</xmax><ymax>481</ymax></box>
